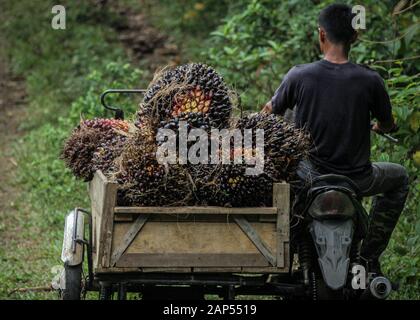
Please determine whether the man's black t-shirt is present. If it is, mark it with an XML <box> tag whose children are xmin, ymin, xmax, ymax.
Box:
<box><xmin>271</xmin><ymin>59</ymin><xmax>392</xmax><ymax>177</ymax></box>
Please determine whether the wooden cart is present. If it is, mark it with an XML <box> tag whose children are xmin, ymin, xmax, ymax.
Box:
<box><xmin>61</xmin><ymin>170</ymin><xmax>295</xmax><ymax>299</ymax></box>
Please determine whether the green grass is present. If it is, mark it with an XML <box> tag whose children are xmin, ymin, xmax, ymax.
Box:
<box><xmin>0</xmin><ymin>0</ymin><xmax>144</xmax><ymax>299</ymax></box>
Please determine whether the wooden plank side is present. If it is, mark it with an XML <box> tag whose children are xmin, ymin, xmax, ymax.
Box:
<box><xmin>114</xmin><ymin>213</ymin><xmax>266</xmax><ymax>223</ymax></box>
<box><xmin>241</xmin><ymin>267</ymin><xmax>288</xmax><ymax>273</ymax></box>
<box><xmin>89</xmin><ymin>171</ymin><xmax>118</xmax><ymax>268</ymax></box>
<box><xmin>89</xmin><ymin>173</ymin><xmax>105</xmax><ymax>269</ymax></box>
<box><xmin>110</xmin><ymin>214</ymin><xmax>149</xmax><ymax>267</ymax></box>
<box><xmin>233</xmin><ymin>215</ymin><xmax>276</xmax><ymax>266</ymax></box>
<box><xmin>114</xmin><ymin>206</ymin><xmax>277</xmax><ymax>215</ymax></box>
<box><xmin>193</xmin><ymin>267</ymin><xmax>242</xmax><ymax>273</ymax></box>
<box><xmin>116</xmin><ymin>253</ymin><xmax>270</xmax><ymax>268</ymax></box>
<box><xmin>273</xmin><ymin>183</ymin><xmax>290</xmax><ymax>269</ymax></box>
<box><xmin>113</xmin><ymin>221</ymin><xmax>276</xmax><ymax>255</ymax></box>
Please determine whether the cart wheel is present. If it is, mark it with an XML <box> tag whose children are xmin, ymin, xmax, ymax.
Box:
<box><xmin>61</xmin><ymin>264</ymin><xmax>82</xmax><ymax>300</ymax></box>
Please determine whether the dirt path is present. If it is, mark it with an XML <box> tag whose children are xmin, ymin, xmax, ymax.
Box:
<box><xmin>113</xmin><ymin>6</ymin><xmax>180</xmax><ymax>70</ymax></box>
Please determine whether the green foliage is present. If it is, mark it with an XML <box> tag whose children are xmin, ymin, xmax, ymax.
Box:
<box><xmin>206</xmin><ymin>0</ymin><xmax>419</xmax><ymax>107</ymax></box>
<box><xmin>371</xmin><ymin>67</ymin><xmax>420</xmax><ymax>298</ymax></box>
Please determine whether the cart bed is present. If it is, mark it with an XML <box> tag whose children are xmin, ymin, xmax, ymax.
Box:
<box><xmin>89</xmin><ymin>171</ymin><xmax>290</xmax><ymax>274</ymax></box>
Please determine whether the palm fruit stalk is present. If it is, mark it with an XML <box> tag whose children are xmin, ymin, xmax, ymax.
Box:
<box><xmin>61</xmin><ymin>118</ymin><xmax>130</xmax><ymax>181</ymax></box>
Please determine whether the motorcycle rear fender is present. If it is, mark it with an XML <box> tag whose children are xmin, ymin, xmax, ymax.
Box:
<box><xmin>61</xmin><ymin>209</ymin><xmax>85</xmax><ymax>266</ymax></box>
<box><xmin>310</xmin><ymin>219</ymin><xmax>354</xmax><ymax>290</ymax></box>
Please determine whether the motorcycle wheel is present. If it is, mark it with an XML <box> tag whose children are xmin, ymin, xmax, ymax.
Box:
<box><xmin>311</xmin><ymin>272</ymin><xmax>345</xmax><ymax>300</ymax></box>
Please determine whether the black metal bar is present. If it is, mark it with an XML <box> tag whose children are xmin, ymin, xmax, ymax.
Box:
<box><xmin>86</xmin><ymin>211</ymin><xmax>94</xmax><ymax>290</ymax></box>
<box><xmin>71</xmin><ymin>207</ymin><xmax>89</xmax><ymax>253</ymax></box>
<box><xmin>100</xmin><ymin>89</ymin><xmax>146</xmax><ymax>120</ymax></box>
<box><xmin>95</xmin><ymin>273</ymin><xmax>271</xmax><ymax>287</ymax></box>
<box><xmin>89</xmin><ymin>281</ymin><xmax>306</xmax><ymax>297</ymax></box>
<box><xmin>118</xmin><ymin>283</ymin><xmax>127</xmax><ymax>300</ymax></box>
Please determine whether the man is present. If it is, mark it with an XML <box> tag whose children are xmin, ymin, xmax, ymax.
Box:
<box><xmin>263</xmin><ymin>4</ymin><xmax>409</xmax><ymax>274</ymax></box>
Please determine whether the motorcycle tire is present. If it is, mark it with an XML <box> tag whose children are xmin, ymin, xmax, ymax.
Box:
<box><xmin>60</xmin><ymin>264</ymin><xmax>82</xmax><ymax>300</ymax></box>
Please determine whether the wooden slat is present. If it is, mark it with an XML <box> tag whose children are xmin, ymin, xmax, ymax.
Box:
<box><xmin>241</xmin><ymin>267</ymin><xmax>288</xmax><ymax>273</ymax></box>
<box><xmin>233</xmin><ymin>215</ymin><xmax>276</xmax><ymax>266</ymax></box>
<box><xmin>114</xmin><ymin>213</ymin><xmax>264</xmax><ymax>223</ymax></box>
<box><xmin>110</xmin><ymin>214</ymin><xmax>149</xmax><ymax>267</ymax></box>
<box><xmin>114</xmin><ymin>206</ymin><xmax>277</xmax><ymax>215</ymax></box>
<box><xmin>89</xmin><ymin>171</ymin><xmax>118</xmax><ymax>268</ymax></box>
<box><xmin>193</xmin><ymin>267</ymin><xmax>242</xmax><ymax>273</ymax></box>
<box><xmin>114</xmin><ymin>213</ymin><xmax>134</xmax><ymax>222</ymax></box>
<box><xmin>116</xmin><ymin>253</ymin><xmax>270</xmax><ymax>268</ymax></box>
<box><xmin>273</xmin><ymin>183</ymin><xmax>290</xmax><ymax>269</ymax></box>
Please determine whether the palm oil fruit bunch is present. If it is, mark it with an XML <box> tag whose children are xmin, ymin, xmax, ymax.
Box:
<box><xmin>139</xmin><ymin>63</ymin><xmax>232</xmax><ymax>131</ymax></box>
<box><xmin>91</xmin><ymin>134</ymin><xmax>127</xmax><ymax>176</ymax></box>
<box><xmin>114</xmin><ymin>126</ymin><xmax>191</xmax><ymax>207</ymax></box>
<box><xmin>114</xmin><ymin>128</ymin><xmax>164</xmax><ymax>206</ymax></box>
<box><xmin>217</xmin><ymin>164</ymin><xmax>269</xmax><ymax>207</ymax></box>
<box><xmin>236</xmin><ymin>113</ymin><xmax>311</xmax><ymax>181</ymax></box>
<box><xmin>61</xmin><ymin>118</ymin><xmax>130</xmax><ymax>181</ymax></box>
<box><xmin>216</xmin><ymin>146</ymin><xmax>278</xmax><ymax>207</ymax></box>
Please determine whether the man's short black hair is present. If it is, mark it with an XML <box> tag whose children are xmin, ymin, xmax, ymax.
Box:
<box><xmin>318</xmin><ymin>4</ymin><xmax>356</xmax><ymax>45</ymax></box>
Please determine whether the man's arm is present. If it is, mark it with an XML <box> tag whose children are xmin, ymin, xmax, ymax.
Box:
<box><xmin>261</xmin><ymin>67</ymin><xmax>298</xmax><ymax>115</ymax></box>
<box><xmin>370</xmin><ymin>73</ymin><xmax>397</xmax><ymax>134</ymax></box>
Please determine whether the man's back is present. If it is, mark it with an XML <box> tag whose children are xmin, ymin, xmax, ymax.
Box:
<box><xmin>271</xmin><ymin>59</ymin><xmax>392</xmax><ymax>177</ymax></box>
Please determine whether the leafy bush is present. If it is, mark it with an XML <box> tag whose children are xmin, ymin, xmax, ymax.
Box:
<box><xmin>371</xmin><ymin>66</ymin><xmax>419</xmax><ymax>299</ymax></box>
<box><xmin>205</xmin><ymin>0</ymin><xmax>419</xmax><ymax>107</ymax></box>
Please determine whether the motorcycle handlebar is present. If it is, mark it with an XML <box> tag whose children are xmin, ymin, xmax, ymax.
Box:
<box><xmin>373</xmin><ymin>130</ymin><xmax>399</xmax><ymax>143</ymax></box>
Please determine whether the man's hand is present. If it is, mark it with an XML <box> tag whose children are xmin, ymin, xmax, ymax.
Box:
<box><xmin>372</xmin><ymin>119</ymin><xmax>398</xmax><ymax>134</ymax></box>
<box><xmin>261</xmin><ymin>101</ymin><xmax>273</xmax><ymax>114</ymax></box>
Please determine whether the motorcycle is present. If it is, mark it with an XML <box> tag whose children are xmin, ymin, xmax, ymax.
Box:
<box><xmin>288</xmin><ymin>130</ymin><xmax>398</xmax><ymax>300</ymax></box>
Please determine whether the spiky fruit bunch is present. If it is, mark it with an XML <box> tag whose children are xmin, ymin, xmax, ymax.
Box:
<box><xmin>114</xmin><ymin>127</ymin><xmax>192</xmax><ymax>206</ymax></box>
<box><xmin>61</xmin><ymin>118</ymin><xmax>130</xmax><ymax>181</ymax></box>
<box><xmin>235</xmin><ymin>113</ymin><xmax>310</xmax><ymax>181</ymax></box>
<box><xmin>215</xmin><ymin>156</ymin><xmax>279</xmax><ymax>207</ymax></box>
<box><xmin>91</xmin><ymin>134</ymin><xmax>127</xmax><ymax>176</ymax></box>
<box><xmin>138</xmin><ymin>63</ymin><xmax>232</xmax><ymax>130</ymax></box>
